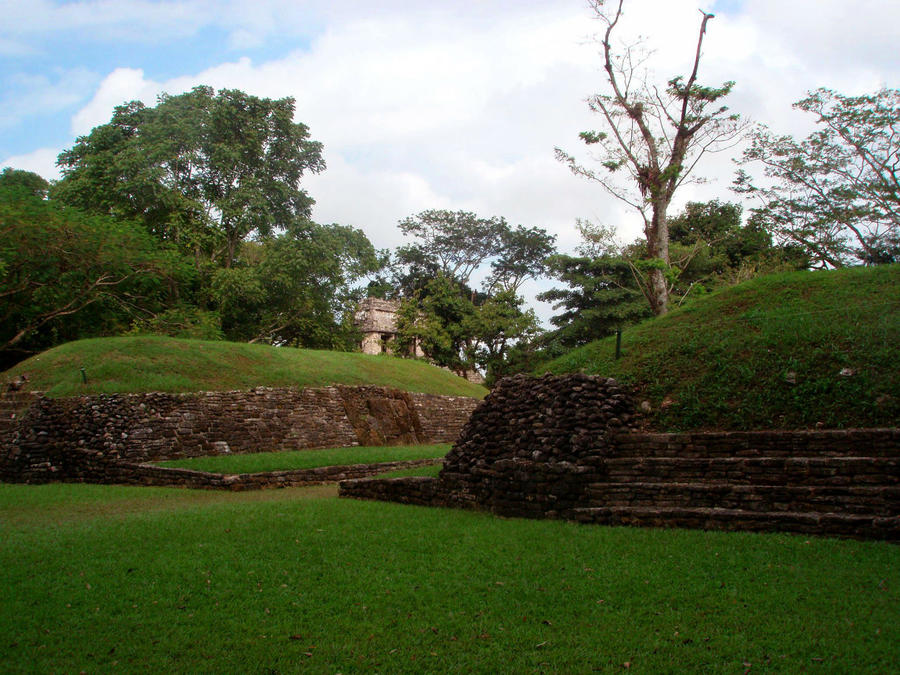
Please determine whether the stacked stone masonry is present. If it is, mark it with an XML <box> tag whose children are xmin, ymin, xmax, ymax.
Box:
<box><xmin>0</xmin><ymin>386</ymin><xmax>479</xmax><ymax>486</ymax></box>
<box><xmin>340</xmin><ymin>374</ymin><xmax>900</xmax><ymax>540</ymax></box>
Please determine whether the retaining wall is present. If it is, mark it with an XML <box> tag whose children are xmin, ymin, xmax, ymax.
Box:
<box><xmin>0</xmin><ymin>386</ymin><xmax>479</xmax><ymax>484</ymax></box>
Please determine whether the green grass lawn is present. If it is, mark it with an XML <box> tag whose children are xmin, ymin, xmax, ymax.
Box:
<box><xmin>1</xmin><ymin>483</ymin><xmax>897</xmax><ymax>673</ymax></box>
<box><xmin>5</xmin><ymin>336</ymin><xmax>487</xmax><ymax>399</ymax></box>
<box><xmin>157</xmin><ymin>444</ymin><xmax>450</xmax><ymax>473</ymax></box>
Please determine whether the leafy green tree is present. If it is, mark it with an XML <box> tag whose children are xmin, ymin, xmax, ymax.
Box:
<box><xmin>538</xmin><ymin>254</ymin><xmax>650</xmax><ymax>351</ymax></box>
<box><xmin>667</xmin><ymin>200</ymin><xmax>808</xmax><ymax>295</ymax></box>
<box><xmin>556</xmin><ymin>0</ymin><xmax>747</xmax><ymax>315</ymax></box>
<box><xmin>0</xmin><ymin>168</ymin><xmax>50</xmax><ymax>198</ymax></box>
<box><xmin>54</xmin><ymin>86</ymin><xmax>325</xmax><ymax>268</ymax></box>
<box><xmin>485</xmin><ymin>224</ymin><xmax>557</xmax><ymax>294</ymax></box>
<box><xmin>0</xmin><ymin>181</ymin><xmax>183</xmax><ymax>357</ymax></box>
<box><xmin>391</xmin><ymin>209</ymin><xmax>555</xmax><ymax>378</ymax></box>
<box><xmin>395</xmin><ymin>275</ymin><xmax>477</xmax><ymax>375</ymax></box>
<box><xmin>208</xmin><ymin>222</ymin><xmax>381</xmax><ymax>349</ymax></box>
<box><xmin>467</xmin><ymin>289</ymin><xmax>541</xmax><ymax>382</ymax></box>
<box><xmin>394</xmin><ymin>209</ymin><xmax>506</xmax><ymax>293</ymax></box>
<box><xmin>736</xmin><ymin>87</ymin><xmax>899</xmax><ymax>267</ymax></box>
<box><xmin>393</xmin><ymin>209</ymin><xmax>556</xmax><ymax>294</ymax></box>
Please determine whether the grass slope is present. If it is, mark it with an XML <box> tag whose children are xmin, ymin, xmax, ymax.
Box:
<box><xmin>1</xmin><ymin>483</ymin><xmax>897</xmax><ymax>673</ymax></box>
<box><xmin>3</xmin><ymin>336</ymin><xmax>486</xmax><ymax>398</ymax></box>
<box><xmin>541</xmin><ymin>265</ymin><xmax>899</xmax><ymax>430</ymax></box>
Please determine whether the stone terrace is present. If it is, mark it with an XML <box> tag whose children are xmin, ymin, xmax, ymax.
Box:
<box><xmin>341</xmin><ymin>374</ymin><xmax>900</xmax><ymax>540</ymax></box>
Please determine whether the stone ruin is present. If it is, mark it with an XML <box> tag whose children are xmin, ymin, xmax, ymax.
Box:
<box><xmin>353</xmin><ymin>297</ymin><xmax>483</xmax><ymax>384</ymax></box>
<box><xmin>341</xmin><ymin>373</ymin><xmax>900</xmax><ymax>540</ymax></box>
<box><xmin>354</xmin><ymin>298</ymin><xmax>422</xmax><ymax>357</ymax></box>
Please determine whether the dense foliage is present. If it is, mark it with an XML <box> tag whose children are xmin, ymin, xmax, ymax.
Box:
<box><xmin>0</xmin><ymin>88</ymin><xmax>380</xmax><ymax>363</ymax></box>
<box><xmin>387</xmin><ymin>209</ymin><xmax>552</xmax><ymax>382</ymax></box>
<box><xmin>0</xmin><ymin>176</ymin><xmax>184</xmax><ymax>363</ymax></box>
<box><xmin>54</xmin><ymin>86</ymin><xmax>325</xmax><ymax>269</ymax></box>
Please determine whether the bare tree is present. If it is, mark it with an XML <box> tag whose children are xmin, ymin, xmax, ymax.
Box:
<box><xmin>556</xmin><ymin>0</ymin><xmax>747</xmax><ymax>315</ymax></box>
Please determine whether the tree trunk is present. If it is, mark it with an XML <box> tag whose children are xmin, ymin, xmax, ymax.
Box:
<box><xmin>647</xmin><ymin>268</ymin><xmax>668</xmax><ymax>315</ymax></box>
<box><xmin>646</xmin><ymin>200</ymin><xmax>670</xmax><ymax>315</ymax></box>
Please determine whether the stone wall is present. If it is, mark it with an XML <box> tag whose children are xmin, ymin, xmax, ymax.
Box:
<box><xmin>340</xmin><ymin>374</ymin><xmax>900</xmax><ymax>540</ymax></box>
<box><xmin>0</xmin><ymin>386</ymin><xmax>480</xmax><ymax>484</ymax></box>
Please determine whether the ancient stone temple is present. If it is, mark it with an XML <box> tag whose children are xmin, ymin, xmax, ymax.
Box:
<box><xmin>354</xmin><ymin>297</ymin><xmax>423</xmax><ymax>357</ymax></box>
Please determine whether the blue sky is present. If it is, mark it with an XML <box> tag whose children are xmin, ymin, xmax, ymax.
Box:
<box><xmin>2</xmin><ymin>0</ymin><xmax>898</xmax><ymax>319</ymax></box>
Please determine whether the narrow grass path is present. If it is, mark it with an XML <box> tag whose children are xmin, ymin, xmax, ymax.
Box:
<box><xmin>157</xmin><ymin>444</ymin><xmax>450</xmax><ymax>474</ymax></box>
<box><xmin>1</xmin><ymin>483</ymin><xmax>897</xmax><ymax>673</ymax></box>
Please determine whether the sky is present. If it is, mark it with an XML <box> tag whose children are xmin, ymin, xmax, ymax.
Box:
<box><xmin>2</xmin><ymin>0</ymin><xmax>898</xmax><ymax>322</ymax></box>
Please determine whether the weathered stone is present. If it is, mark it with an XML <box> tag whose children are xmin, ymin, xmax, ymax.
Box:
<box><xmin>339</xmin><ymin>374</ymin><xmax>900</xmax><ymax>541</ymax></box>
<box><xmin>0</xmin><ymin>386</ymin><xmax>479</xmax><ymax>484</ymax></box>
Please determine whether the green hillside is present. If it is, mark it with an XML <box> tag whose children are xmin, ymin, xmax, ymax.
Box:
<box><xmin>3</xmin><ymin>336</ymin><xmax>487</xmax><ymax>399</ymax></box>
<box><xmin>540</xmin><ymin>265</ymin><xmax>899</xmax><ymax>430</ymax></box>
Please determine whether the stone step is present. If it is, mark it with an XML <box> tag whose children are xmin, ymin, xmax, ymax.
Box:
<box><xmin>567</xmin><ymin>506</ymin><xmax>900</xmax><ymax>540</ymax></box>
<box><xmin>601</xmin><ymin>456</ymin><xmax>899</xmax><ymax>486</ymax></box>
<box><xmin>584</xmin><ymin>482</ymin><xmax>900</xmax><ymax>516</ymax></box>
<box><xmin>609</xmin><ymin>430</ymin><xmax>900</xmax><ymax>459</ymax></box>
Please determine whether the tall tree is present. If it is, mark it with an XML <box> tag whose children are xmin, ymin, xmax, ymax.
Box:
<box><xmin>538</xmin><ymin>253</ymin><xmax>649</xmax><ymax>351</ymax></box>
<box><xmin>395</xmin><ymin>275</ymin><xmax>478</xmax><ymax>375</ymax></box>
<box><xmin>485</xmin><ymin>224</ymin><xmax>557</xmax><ymax>294</ymax></box>
<box><xmin>391</xmin><ymin>209</ymin><xmax>554</xmax><ymax>379</ymax></box>
<box><xmin>0</xmin><ymin>167</ymin><xmax>50</xmax><ymax>198</ymax></box>
<box><xmin>393</xmin><ymin>209</ymin><xmax>556</xmax><ymax>295</ymax></box>
<box><xmin>556</xmin><ymin>0</ymin><xmax>746</xmax><ymax>316</ymax></box>
<box><xmin>467</xmin><ymin>289</ymin><xmax>541</xmax><ymax>383</ymax></box>
<box><xmin>54</xmin><ymin>86</ymin><xmax>325</xmax><ymax>268</ymax></box>
<box><xmin>394</xmin><ymin>210</ymin><xmax>506</xmax><ymax>290</ymax></box>
<box><xmin>736</xmin><ymin>87</ymin><xmax>900</xmax><ymax>267</ymax></box>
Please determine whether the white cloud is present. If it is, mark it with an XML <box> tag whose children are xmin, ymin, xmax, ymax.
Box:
<box><xmin>71</xmin><ymin>68</ymin><xmax>161</xmax><ymax>136</ymax></box>
<box><xmin>0</xmin><ymin>68</ymin><xmax>98</xmax><ymax>130</ymax></box>
<box><xmin>0</xmin><ymin>147</ymin><xmax>61</xmax><ymax>180</ymax></box>
<box><xmin>39</xmin><ymin>0</ymin><xmax>900</xmax><ymax>326</ymax></box>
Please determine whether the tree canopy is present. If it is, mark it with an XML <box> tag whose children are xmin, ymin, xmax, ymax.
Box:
<box><xmin>54</xmin><ymin>85</ymin><xmax>325</xmax><ymax>269</ymax></box>
<box><xmin>0</xmin><ymin>89</ymin><xmax>379</xmax><ymax>364</ymax></box>
<box><xmin>389</xmin><ymin>209</ymin><xmax>553</xmax><ymax>381</ymax></box>
<box><xmin>0</xmin><ymin>180</ymin><xmax>183</xmax><ymax>358</ymax></box>
<box><xmin>736</xmin><ymin>87</ymin><xmax>900</xmax><ymax>267</ymax></box>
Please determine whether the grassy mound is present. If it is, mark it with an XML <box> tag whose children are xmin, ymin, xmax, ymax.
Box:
<box><xmin>3</xmin><ymin>336</ymin><xmax>487</xmax><ymax>399</ymax></box>
<box><xmin>540</xmin><ymin>265</ymin><xmax>899</xmax><ymax>430</ymax></box>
